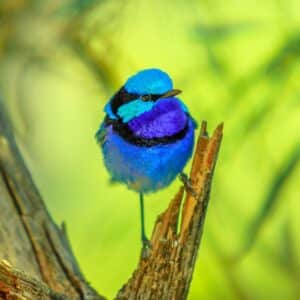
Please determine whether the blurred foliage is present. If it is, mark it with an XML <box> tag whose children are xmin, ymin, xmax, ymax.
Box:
<box><xmin>0</xmin><ymin>0</ymin><xmax>300</xmax><ymax>299</ymax></box>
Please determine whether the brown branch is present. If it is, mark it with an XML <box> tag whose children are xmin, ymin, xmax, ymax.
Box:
<box><xmin>0</xmin><ymin>98</ymin><xmax>104</xmax><ymax>300</ymax></box>
<box><xmin>0</xmin><ymin>96</ymin><xmax>223</xmax><ymax>300</ymax></box>
<box><xmin>0</xmin><ymin>259</ymin><xmax>65</xmax><ymax>300</ymax></box>
<box><xmin>116</xmin><ymin>121</ymin><xmax>223</xmax><ymax>300</ymax></box>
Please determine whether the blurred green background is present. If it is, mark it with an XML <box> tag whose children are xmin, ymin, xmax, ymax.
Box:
<box><xmin>1</xmin><ymin>0</ymin><xmax>300</xmax><ymax>299</ymax></box>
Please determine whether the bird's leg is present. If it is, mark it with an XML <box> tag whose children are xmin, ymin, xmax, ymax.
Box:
<box><xmin>139</xmin><ymin>193</ymin><xmax>151</xmax><ymax>250</ymax></box>
<box><xmin>179</xmin><ymin>172</ymin><xmax>198</xmax><ymax>198</ymax></box>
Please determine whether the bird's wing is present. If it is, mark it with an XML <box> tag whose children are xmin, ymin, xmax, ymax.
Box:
<box><xmin>95</xmin><ymin>122</ymin><xmax>107</xmax><ymax>146</ymax></box>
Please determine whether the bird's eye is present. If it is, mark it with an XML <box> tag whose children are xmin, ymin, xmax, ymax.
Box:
<box><xmin>141</xmin><ymin>94</ymin><xmax>152</xmax><ymax>101</ymax></box>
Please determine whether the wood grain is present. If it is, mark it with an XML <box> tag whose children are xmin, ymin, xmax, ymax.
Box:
<box><xmin>116</xmin><ymin>121</ymin><xmax>223</xmax><ymax>300</ymax></box>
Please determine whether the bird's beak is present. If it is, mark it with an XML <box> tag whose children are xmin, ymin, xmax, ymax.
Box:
<box><xmin>160</xmin><ymin>89</ymin><xmax>182</xmax><ymax>99</ymax></box>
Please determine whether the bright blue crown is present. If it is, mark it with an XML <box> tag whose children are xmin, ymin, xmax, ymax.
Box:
<box><xmin>124</xmin><ymin>68</ymin><xmax>173</xmax><ymax>95</ymax></box>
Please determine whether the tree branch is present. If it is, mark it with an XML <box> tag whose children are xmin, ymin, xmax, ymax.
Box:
<box><xmin>116</xmin><ymin>122</ymin><xmax>223</xmax><ymax>300</ymax></box>
<box><xmin>0</xmin><ymin>98</ymin><xmax>104</xmax><ymax>300</ymax></box>
<box><xmin>0</xmin><ymin>259</ymin><xmax>65</xmax><ymax>300</ymax></box>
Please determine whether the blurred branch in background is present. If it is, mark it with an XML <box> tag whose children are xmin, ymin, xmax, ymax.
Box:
<box><xmin>230</xmin><ymin>32</ymin><xmax>300</xmax><ymax>105</ymax></box>
<box><xmin>0</xmin><ymin>0</ymin><xmax>124</xmax><ymax>138</ymax></box>
<box><xmin>192</xmin><ymin>22</ymin><xmax>255</xmax><ymax>77</ymax></box>
<box><xmin>239</xmin><ymin>143</ymin><xmax>300</xmax><ymax>258</ymax></box>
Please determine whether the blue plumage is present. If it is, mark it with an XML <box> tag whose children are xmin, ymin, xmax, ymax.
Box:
<box><xmin>124</xmin><ymin>68</ymin><xmax>173</xmax><ymax>95</ymax></box>
<box><xmin>96</xmin><ymin>68</ymin><xmax>196</xmax><ymax>246</ymax></box>
<box><xmin>101</xmin><ymin>119</ymin><xmax>194</xmax><ymax>193</ymax></box>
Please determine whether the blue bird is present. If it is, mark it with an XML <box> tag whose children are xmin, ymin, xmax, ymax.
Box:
<box><xmin>96</xmin><ymin>68</ymin><xmax>196</xmax><ymax>248</ymax></box>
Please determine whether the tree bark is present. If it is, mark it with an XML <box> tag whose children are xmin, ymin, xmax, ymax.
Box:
<box><xmin>0</xmin><ymin>97</ymin><xmax>223</xmax><ymax>300</ymax></box>
<box><xmin>116</xmin><ymin>122</ymin><xmax>223</xmax><ymax>300</ymax></box>
<box><xmin>0</xmin><ymin>99</ymin><xmax>103</xmax><ymax>300</ymax></box>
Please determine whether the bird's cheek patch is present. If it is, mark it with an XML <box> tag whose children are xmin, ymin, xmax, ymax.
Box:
<box><xmin>117</xmin><ymin>99</ymin><xmax>154</xmax><ymax>123</ymax></box>
<box><xmin>104</xmin><ymin>103</ymin><xmax>118</xmax><ymax>119</ymax></box>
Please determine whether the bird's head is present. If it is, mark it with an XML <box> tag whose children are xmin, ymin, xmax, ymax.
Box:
<box><xmin>105</xmin><ymin>68</ymin><xmax>182</xmax><ymax>123</ymax></box>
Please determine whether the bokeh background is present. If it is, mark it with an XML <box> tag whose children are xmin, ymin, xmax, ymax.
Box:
<box><xmin>1</xmin><ymin>0</ymin><xmax>300</xmax><ymax>299</ymax></box>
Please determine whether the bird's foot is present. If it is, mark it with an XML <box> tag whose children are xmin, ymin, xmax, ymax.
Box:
<box><xmin>179</xmin><ymin>173</ymin><xmax>198</xmax><ymax>198</ymax></box>
<box><xmin>141</xmin><ymin>237</ymin><xmax>152</xmax><ymax>259</ymax></box>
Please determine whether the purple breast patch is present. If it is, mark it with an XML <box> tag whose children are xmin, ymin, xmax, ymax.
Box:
<box><xmin>128</xmin><ymin>98</ymin><xmax>188</xmax><ymax>139</ymax></box>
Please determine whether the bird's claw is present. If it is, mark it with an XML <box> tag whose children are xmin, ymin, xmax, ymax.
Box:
<box><xmin>179</xmin><ymin>173</ymin><xmax>198</xmax><ymax>198</ymax></box>
<box><xmin>142</xmin><ymin>237</ymin><xmax>151</xmax><ymax>247</ymax></box>
<box><xmin>141</xmin><ymin>238</ymin><xmax>152</xmax><ymax>259</ymax></box>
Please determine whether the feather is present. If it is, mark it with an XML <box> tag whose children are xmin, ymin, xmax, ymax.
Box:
<box><xmin>95</xmin><ymin>122</ymin><xmax>107</xmax><ymax>145</ymax></box>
